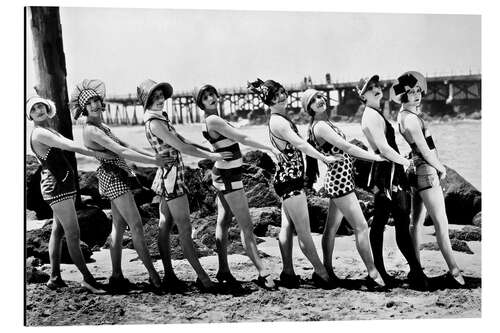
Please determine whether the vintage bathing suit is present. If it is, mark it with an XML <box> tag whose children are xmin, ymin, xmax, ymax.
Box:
<box><xmin>308</xmin><ymin>120</ymin><xmax>355</xmax><ymax>198</ymax></box>
<box><xmin>30</xmin><ymin>128</ymin><xmax>77</xmax><ymax>206</ymax></box>
<box><xmin>202</xmin><ymin>114</ymin><xmax>243</xmax><ymax>194</ymax></box>
<box><xmin>398</xmin><ymin>109</ymin><xmax>440</xmax><ymax>192</ymax></box>
<box><xmin>143</xmin><ymin>110</ymin><xmax>187</xmax><ymax>200</ymax></box>
<box><xmin>268</xmin><ymin>113</ymin><xmax>305</xmax><ymax>200</ymax></box>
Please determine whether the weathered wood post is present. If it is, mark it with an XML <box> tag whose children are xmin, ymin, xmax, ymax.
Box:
<box><xmin>29</xmin><ymin>6</ymin><xmax>81</xmax><ymax>203</ymax></box>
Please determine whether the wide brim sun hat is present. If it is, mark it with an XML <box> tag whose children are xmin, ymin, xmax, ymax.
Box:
<box><xmin>390</xmin><ymin>71</ymin><xmax>427</xmax><ymax>104</ymax></box>
<box><xmin>137</xmin><ymin>79</ymin><xmax>173</xmax><ymax>110</ymax></box>
<box><xmin>356</xmin><ymin>74</ymin><xmax>380</xmax><ymax>96</ymax></box>
<box><xmin>301</xmin><ymin>88</ymin><xmax>324</xmax><ymax>113</ymax></box>
<box><xmin>26</xmin><ymin>95</ymin><xmax>56</xmax><ymax>120</ymax></box>
<box><xmin>194</xmin><ymin>84</ymin><xmax>219</xmax><ymax>110</ymax></box>
<box><xmin>70</xmin><ymin>79</ymin><xmax>106</xmax><ymax>119</ymax></box>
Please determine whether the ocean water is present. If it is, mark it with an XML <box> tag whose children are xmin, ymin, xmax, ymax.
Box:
<box><xmin>26</xmin><ymin>120</ymin><xmax>481</xmax><ymax>190</ymax></box>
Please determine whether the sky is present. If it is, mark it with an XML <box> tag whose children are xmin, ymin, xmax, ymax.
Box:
<box><xmin>25</xmin><ymin>7</ymin><xmax>481</xmax><ymax>97</ymax></box>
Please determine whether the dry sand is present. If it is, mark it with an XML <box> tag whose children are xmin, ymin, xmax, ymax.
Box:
<box><xmin>25</xmin><ymin>223</ymin><xmax>481</xmax><ymax>325</ymax></box>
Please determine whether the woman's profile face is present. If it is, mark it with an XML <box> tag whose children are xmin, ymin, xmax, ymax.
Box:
<box><xmin>150</xmin><ymin>89</ymin><xmax>165</xmax><ymax>111</ymax></box>
<box><xmin>404</xmin><ymin>85</ymin><xmax>422</xmax><ymax>106</ymax></box>
<box><xmin>309</xmin><ymin>93</ymin><xmax>327</xmax><ymax>114</ymax></box>
<box><xmin>201</xmin><ymin>90</ymin><xmax>218</xmax><ymax>111</ymax></box>
<box><xmin>30</xmin><ymin>103</ymin><xmax>49</xmax><ymax>121</ymax></box>
<box><xmin>85</xmin><ymin>96</ymin><xmax>103</xmax><ymax>115</ymax></box>
<box><xmin>271</xmin><ymin>86</ymin><xmax>288</xmax><ymax>107</ymax></box>
<box><xmin>363</xmin><ymin>82</ymin><xmax>383</xmax><ymax>105</ymax></box>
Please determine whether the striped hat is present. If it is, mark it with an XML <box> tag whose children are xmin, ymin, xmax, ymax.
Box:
<box><xmin>193</xmin><ymin>84</ymin><xmax>218</xmax><ymax>110</ymax></box>
<box><xmin>26</xmin><ymin>95</ymin><xmax>56</xmax><ymax>120</ymax></box>
<box><xmin>356</xmin><ymin>75</ymin><xmax>380</xmax><ymax>96</ymax></box>
<box><xmin>390</xmin><ymin>71</ymin><xmax>427</xmax><ymax>104</ymax></box>
<box><xmin>70</xmin><ymin>79</ymin><xmax>106</xmax><ymax>119</ymax></box>
<box><xmin>137</xmin><ymin>79</ymin><xmax>173</xmax><ymax>109</ymax></box>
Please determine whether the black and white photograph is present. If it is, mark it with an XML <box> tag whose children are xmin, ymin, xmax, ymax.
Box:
<box><xmin>15</xmin><ymin>0</ymin><xmax>490</xmax><ymax>328</ymax></box>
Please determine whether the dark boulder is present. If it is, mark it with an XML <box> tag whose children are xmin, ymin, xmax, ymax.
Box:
<box><xmin>76</xmin><ymin>206</ymin><xmax>112</xmax><ymax>248</ymax></box>
<box><xmin>26</xmin><ymin>256</ymin><xmax>42</xmax><ymax>268</ymax></box>
<box><xmin>448</xmin><ymin>226</ymin><xmax>481</xmax><ymax>242</ymax></box>
<box><xmin>421</xmin><ymin>239</ymin><xmax>473</xmax><ymax>254</ymax></box>
<box><xmin>307</xmin><ymin>196</ymin><xmax>353</xmax><ymax>236</ymax></box>
<box><xmin>472</xmin><ymin>212</ymin><xmax>481</xmax><ymax>227</ymax></box>
<box><xmin>26</xmin><ymin>267</ymin><xmax>50</xmax><ymax>284</ymax></box>
<box><xmin>243</xmin><ymin>150</ymin><xmax>276</xmax><ymax>174</ymax></box>
<box><xmin>241</xmin><ymin>164</ymin><xmax>280</xmax><ymax>208</ymax></box>
<box><xmin>249</xmin><ymin>207</ymin><xmax>281</xmax><ymax>237</ymax></box>
<box><xmin>26</xmin><ymin>155</ymin><xmax>52</xmax><ymax>219</ymax></box>
<box><xmin>184</xmin><ymin>167</ymin><xmax>218</xmax><ymax>217</ymax></box>
<box><xmin>197</xmin><ymin>159</ymin><xmax>215</xmax><ymax>170</ymax></box>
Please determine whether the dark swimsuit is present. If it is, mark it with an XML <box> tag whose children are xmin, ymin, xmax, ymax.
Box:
<box><xmin>85</xmin><ymin>123</ymin><xmax>139</xmax><ymax>200</ymax></box>
<box><xmin>398</xmin><ymin>110</ymin><xmax>440</xmax><ymax>192</ymax></box>
<box><xmin>308</xmin><ymin>120</ymin><xmax>355</xmax><ymax>198</ymax></box>
<box><xmin>269</xmin><ymin>113</ymin><xmax>305</xmax><ymax>200</ymax></box>
<box><xmin>202</xmin><ymin>114</ymin><xmax>243</xmax><ymax>194</ymax></box>
<box><xmin>30</xmin><ymin>128</ymin><xmax>76</xmax><ymax>206</ymax></box>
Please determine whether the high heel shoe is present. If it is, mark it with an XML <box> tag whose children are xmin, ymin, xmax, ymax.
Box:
<box><xmin>81</xmin><ymin>279</ymin><xmax>106</xmax><ymax>294</ymax></box>
<box><xmin>195</xmin><ymin>278</ymin><xmax>219</xmax><ymax>294</ymax></box>
<box><xmin>447</xmin><ymin>271</ymin><xmax>465</xmax><ymax>288</ymax></box>
<box><xmin>147</xmin><ymin>278</ymin><xmax>164</xmax><ymax>295</ymax></box>
<box><xmin>279</xmin><ymin>271</ymin><xmax>301</xmax><ymax>289</ymax></box>
<box><xmin>215</xmin><ymin>271</ymin><xmax>239</xmax><ymax>285</ymax></box>
<box><xmin>256</xmin><ymin>274</ymin><xmax>277</xmax><ymax>290</ymax></box>
<box><xmin>407</xmin><ymin>270</ymin><xmax>429</xmax><ymax>291</ymax></box>
<box><xmin>311</xmin><ymin>272</ymin><xmax>337</xmax><ymax>290</ymax></box>
<box><xmin>365</xmin><ymin>275</ymin><xmax>386</xmax><ymax>291</ymax></box>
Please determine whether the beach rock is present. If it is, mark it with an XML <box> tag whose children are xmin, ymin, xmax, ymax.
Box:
<box><xmin>138</xmin><ymin>202</ymin><xmax>159</xmax><ymax>219</ymax></box>
<box><xmin>441</xmin><ymin>166</ymin><xmax>481</xmax><ymax>225</ymax></box>
<box><xmin>241</xmin><ymin>164</ymin><xmax>280</xmax><ymax>208</ymax></box>
<box><xmin>26</xmin><ymin>267</ymin><xmax>50</xmax><ymax>284</ymax></box>
<box><xmin>184</xmin><ymin>167</ymin><xmax>218</xmax><ymax>217</ymax></box>
<box><xmin>26</xmin><ymin>209</ymin><xmax>38</xmax><ymax>222</ymax></box>
<box><xmin>421</xmin><ymin>239</ymin><xmax>473</xmax><ymax>254</ymax></box>
<box><xmin>26</xmin><ymin>256</ymin><xmax>42</xmax><ymax>268</ymax></box>
<box><xmin>448</xmin><ymin>226</ymin><xmax>481</xmax><ymax>242</ymax></box>
<box><xmin>307</xmin><ymin>195</ymin><xmax>353</xmax><ymax>235</ymax></box>
<box><xmin>249</xmin><ymin>206</ymin><xmax>281</xmax><ymax>237</ymax></box>
<box><xmin>243</xmin><ymin>150</ymin><xmax>276</xmax><ymax>174</ymax></box>
<box><xmin>472</xmin><ymin>212</ymin><xmax>481</xmax><ymax>227</ymax></box>
<box><xmin>266</xmin><ymin>225</ymin><xmax>281</xmax><ymax>238</ymax></box>
<box><xmin>130</xmin><ymin>165</ymin><xmax>157</xmax><ymax>187</ymax></box>
<box><xmin>26</xmin><ymin>155</ymin><xmax>52</xmax><ymax>219</ymax></box>
<box><xmin>197</xmin><ymin>159</ymin><xmax>214</xmax><ymax>170</ymax></box>
<box><xmin>76</xmin><ymin>206</ymin><xmax>112</xmax><ymax>247</ymax></box>
<box><xmin>26</xmin><ymin>222</ymin><xmax>94</xmax><ymax>264</ymax></box>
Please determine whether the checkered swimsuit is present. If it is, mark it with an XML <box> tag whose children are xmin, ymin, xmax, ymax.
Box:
<box><xmin>143</xmin><ymin>111</ymin><xmax>187</xmax><ymax>200</ymax></box>
<box><xmin>87</xmin><ymin>124</ymin><xmax>137</xmax><ymax>200</ymax></box>
<box><xmin>308</xmin><ymin>121</ymin><xmax>355</xmax><ymax>198</ymax></box>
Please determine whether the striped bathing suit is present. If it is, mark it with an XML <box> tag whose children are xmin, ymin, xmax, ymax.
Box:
<box><xmin>30</xmin><ymin>127</ymin><xmax>77</xmax><ymax>206</ymax></box>
<box><xmin>269</xmin><ymin>113</ymin><xmax>305</xmax><ymax>200</ymax></box>
<box><xmin>308</xmin><ymin>120</ymin><xmax>355</xmax><ymax>198</ymax></box>
<box><xmin>202</xmin><ymin>114</ymin><xmax>243</xmax><ymax>194</ymax></box>
<box><xmin>398</xmin><ymin>109</ymin><xmax>440</xmax><ymax>192</ymax></box>
<box><xmin>85</xmin><ymin>123</ymin><xmax>139</xmax><ymax>200</ymax></box>
<box><xmin>144</xmin><ymin>110</ymin><xmax>187</xmax><ymax>200</ymax></box>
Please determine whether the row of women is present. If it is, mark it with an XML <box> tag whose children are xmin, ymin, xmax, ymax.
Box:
<box><xmin>27</xmin><ymin>71</ymin><xmax>465</xmax><ymax>294</ymax></box>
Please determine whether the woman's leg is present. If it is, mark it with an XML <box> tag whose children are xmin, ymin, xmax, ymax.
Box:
<box><xmin>410</xmin><ymin>191</ymin><xmax>427</xmax><ymax>263</ymax></box>
<box><xmin>321</xmin><ymin>200</ymin><xmax>343</xmax><ymax>277</ymax></box>
<box><xmin>333</xmin><ymin>193</ymin><xmax>383</xmax><ymax>282</ymax></box>
<box><xmin>215</xmin><ymin>193</ymin><xmax>234</xmax><ymax>275</ymax></box>
<box><xmin>110</xmin><ymin>201</ymin><xmax>127</xmax><ymax>279</ymax></box>
<box><xmin>158</xmin><ymin>197</ymin><xmax>177</xmax><ymax>279</ymax></box>
<box><xmin>282</xmin><ymin>193</ymin><xmax>329</xmax><ymax>280</ymax></box>
<box><xmin>419</xmin><ymin>187</ymin><xmax>463</xmax><ymax>279</ymax></box>
<box><xmin>51</xmin><ymin>198</ymin><xmax>95</xmax><ymax>283</ymax></box>
<box><xmin>221</xmin><ymin>189</ymin><xmax>270</xmax><ymax>277</ymax></box>
<box><xmin>47</xmin><ymin>212</ymin><xmax>64</xmax><ymax>282</ymax></box>
<box><xmin>111</xmin><ymin>192</ymin><xmax>161</xmax><ymax>287</ymax></box>
<box><xmin>279</xmin><ymin>204</ymin><xmax>295</xmax><ymax>276</ymax></box>
<box><xmin>369</xmin><ymin>191</ymin><xmax>392</xmax><ymax>281</ymax></box>
<box><xmin>166</xmin><ymin>194</ymin><xmax>213</xmax><ymax>287</ymax></box>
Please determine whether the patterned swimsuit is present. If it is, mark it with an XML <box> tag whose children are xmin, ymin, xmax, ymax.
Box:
<box><xmin>202</xmin><ymin>114</ymin><xmax>243</xmax><ymax>194</ymax></box>
<box><xmin>30</xmin><ymin>128</ymin><xmax>77</xmax><ymax>206</ymax></box>
<box><xmin>308</xmin><ymin>120</ymin><xmax>355</xmax><ymax>198</ymax></box>
<box><xmin>143</xmin><ymin>110</ymin><xmax>187</xmax><ymax>200</ymax></box>
<box><xmin>85</xmin><ymin>123</ymin><xmax>139</xmax><ymax>200</ymax></box>
<box><xmin>269</xmin><ymin>113</ymin><xmax>305</xmax><ymax>200</ymax></box>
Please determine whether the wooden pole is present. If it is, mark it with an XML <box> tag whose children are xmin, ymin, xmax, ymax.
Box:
<box><xmin>29</xmin><ymin>6</ymin><xmax>81</xmax><ymax>204</ymax></box>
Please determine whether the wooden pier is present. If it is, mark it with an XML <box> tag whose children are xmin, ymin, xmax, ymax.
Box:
<box><xmin>77</xmin><ymin>74</ymin><xmax>481</xmax><ymax>126</ymax></box>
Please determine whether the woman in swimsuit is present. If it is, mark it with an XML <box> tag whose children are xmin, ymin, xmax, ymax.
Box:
<box><xmin>71</xmin><ymin>79</ymin><xmax>167</xmax><ymax>293</ymax></box>
<box><xmin>358</xmin><ymin>74</ymin><xmax>429</xmax><ymax>290</ymax></box>
<box><xmin>392</xmin><ymin>71</ymin><xmax>465</xmax><ymax>286</ymax></box>
<box><xmin>138</xmin><ymin>79</ymin><xmax>231</xmax><ymax>292</ymax></box>
<box><xmin>193</xmin><ymin>84</ymin><xmax>278</xmax><ymax>289</ymax></box>
<box><xmin>27</xmin><ymin>95</ymin><xmax>109</xmax><ymax>293</ymax></box>
<box><xmin>302</xmin><ymin>88</ymin><xmax>386</xmax><ymax>288</ymax></box>
<box><xmin>248</xmin><ymin>79</ymin><xmax>342</xmax><ymax>289</ymax></box>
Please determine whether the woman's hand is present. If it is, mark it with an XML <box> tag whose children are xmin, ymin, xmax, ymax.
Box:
<box><xmin>155</xmin><ymin>154</ymin><xmax>176</xmax><ymax>167</ymax></box>
<box><xmin>323</xmin><ymin>154</ymin><xmax>344</xmax><ymax>164</ymax></box>
<box><xmin>373</xmin><ymin>154</ymin><xmax>387</xmax><ymax>162</ymax></box>
<box><xmin>270</xmin><ymin>147</ymin><xmax>281</xmax><ymax>160</ymax></box>
<box><xmin>437</xmin><ymin>166</ymin><xmax>447</xmax><ymax>180</ymax></box>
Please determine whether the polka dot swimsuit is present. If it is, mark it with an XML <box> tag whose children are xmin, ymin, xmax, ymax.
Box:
<box><xmin>308</xmin><ymin>120</ymin><xmax>355</xmax><ymax>198</ymax></box>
